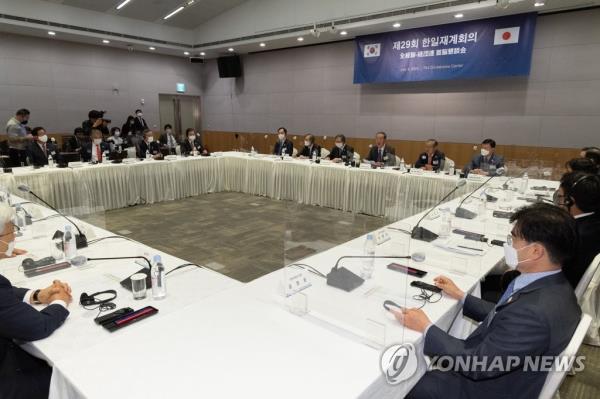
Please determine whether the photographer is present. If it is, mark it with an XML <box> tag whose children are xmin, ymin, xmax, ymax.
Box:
<box><xmin>81</xmin><ymin>110</ymin><xmax>105</xmax><ymax>140</ymax></box>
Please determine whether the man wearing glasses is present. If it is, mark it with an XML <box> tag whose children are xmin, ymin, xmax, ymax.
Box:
<box><xmin>0</xmin><ymin>204</ymin><xmax>73</xmax><ymax>399</ymax></box>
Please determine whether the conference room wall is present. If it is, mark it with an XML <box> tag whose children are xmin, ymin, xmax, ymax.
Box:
<box><xmin>200</xmin><ymin>8</ymin><xmax>600</xmax><ymax>159</ymax></box>
<box><xmin>0</xmin><ymin>32</ymin><xmax>203</xmax><ymax>134</ymax></box>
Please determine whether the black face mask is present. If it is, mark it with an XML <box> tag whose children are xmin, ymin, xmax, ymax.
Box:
<box><xmin>21</xmin><ymin>119</ymin><xmax>29</xmax><ymax>125</ymax></box>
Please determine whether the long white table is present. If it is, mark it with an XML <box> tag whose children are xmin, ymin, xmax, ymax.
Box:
<box><xmin>3</xmin><ymin>175</ymin><xmax>560</xmax><ymax>398</ymax></box>
<box><xmin>0</xmin><ymin>153</ymin><xmax>478</xmax><ymax>221</ymax></box>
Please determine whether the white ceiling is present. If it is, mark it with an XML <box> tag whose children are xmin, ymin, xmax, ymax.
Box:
<box><xmin>42</xmin><ymin>0</ymin><xmax>247</xmax><ymax>29</ymax></box>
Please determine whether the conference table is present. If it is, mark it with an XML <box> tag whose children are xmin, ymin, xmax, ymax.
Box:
<box><xmin>0</xmin><ymin>152</ymin><xmax>481</xmax><ymax>221</ymax></box>
<box><xmin>1</xmin><ymin>159</ymin><xmax>560</xmax><ymax>398</ymax></box>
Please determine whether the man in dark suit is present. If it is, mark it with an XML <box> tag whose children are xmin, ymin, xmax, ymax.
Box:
<box><xmin>463</xmin><ymin>138</ymin><xmax>505</xmax><ymax>176</ymax></box>
<box><xmin>395</xmin><ymin>203</ymin><xmax>581</xmax><ymax>399</ymax></box>
<box><xmin>296</xmin><ymin>134</ymin><xmax>321</xmax><ymax>159</ymax></box>
<box><xmin>326</xmin><ymin>134</ymin><xmax>354</xmax><ymax>163</ymax></box>
<box><xmin>27</xmin><ymin>127</ymin><xmax>58</xmax><ymax>167</ymax></box>
<box><xmin>132</xmin><ymin>109</ymin><xmax>148</xmax><ymax>134</ymax></box>
<box><xmin>82</xmin><ymin>129</ymin><xmax>110</xmax><ymax>163</ymax></box>
<box><xmin>180</xmin><ymin>128</ymin><xmax>208</xmax><ymax>156</ymax></box>
<box><xmin>366</xmin><ymin>131</ymin><xmax>396</xmax><ymax>167</ymax></box>
<box><xmin>554</xmin><ymin>171</ymin><xmax>600</xmax><ymax>288</ymax></box>
<box><xmin>159</xmin><ymin>124</ymin><xmax>180</xmax><ymax>154</ymax></box>
<box><xmin>273</xmin><ymin>127</ymin><xmax>293</xmax><ymax>156</ymax></box>
<box><xmin>0</xmin><ymin>206</ymin><xmax>72</xmax><ymax>399</ymax></box>
<box><xmin>137</xmin><ymin>129</ymin><xmax>163</xmax><ymax>159</ymax></box>
<box><xmin>415</xmin><ymin>139</ymin><xmax>445</xmax><ymax>171</ymax></box>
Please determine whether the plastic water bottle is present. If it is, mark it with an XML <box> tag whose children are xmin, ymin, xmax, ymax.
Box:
<box><xmin>146</xmin><ymin>149</ymin><xmax>151</xmax><ymax>159</ymax></box>
<box><xmin>63</xmin><ymin>225</ymin><xmax>77</xmax><ymax>260</ymax></box>
<box><xmin>439</xmin><ymin>208</ymin><xmax>451</xmax><ymax>238</ymax></box>
<box><xmin>478</xmin><ymin>196</ymin><xmax>487</xmax><ymax>219</ymax></box>
<box><xmin>102</xmin><ymin>150</ymin><xmax>108</xmax><ymax>164</ymax></box>
<box><xmin>151</xmin><ymin>254</ymin><xmax>166</xmax><ymax>300</ymax></box>
<box><xmin>399</xmin><ymin>157</ymin><xmax>406</xmax><ymax>172</ymax></box>
<box><xmin>519</xmin><ymin>172</ymin><xmax>529</xmax><ymax>194</ymax></box>
<box><xmin>15</xmin><ymin>205</ymin><xmax>26</xmax><ymax>231</ymax></box>
<box><xmin>251</xmin><ymin>146</ymin><xmax>255</xmax><ymax>156</ymax></box>
<box><xmin>312</xmin><ymin>150</ymin><xmax>317</xmax><ymax>163</ymax></box>
<box><xmin>48</xmin><ymin>154</ymin><xmax>54</xmax><ymax>168</ymax></box>
<box><xmin>361</xmin><ymin>234</ymin><xmax>376</xmax><ymax>280</ymax></box>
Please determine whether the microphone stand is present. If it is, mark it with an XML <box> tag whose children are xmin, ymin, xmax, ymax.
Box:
<box><xmin>455</xmin><ymin>175</ymin><xmax>496</xmax><ymax>219</ymax></box>
<box><xmin>327</xmin><ymin>255</ymin><xmax>414</xmax><ymax>292</ymax></box>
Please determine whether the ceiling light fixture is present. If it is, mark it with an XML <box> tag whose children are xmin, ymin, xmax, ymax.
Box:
<box><xmin>454</xmin><ymin>13</ymin><xmax>464</xmax><ymax>19</ymax></box>
<box><xmin>297</xmin><ymin>37</ymin><xmax>304</xmax><ymax>42</ymax></box>
<box><xmin>534</xmin><ymin>1</ymin><xmax>545</xmax><ymax>6</ymax></box>
<box><xmin>340</xmin><ymin>31</ymin><xmax>348</xmax><ymax>36</ymax></box>
<box><xmin>393</xmin><ymin>22</ymin><xmax>401</xmax><ymax>28</ymax></box>
<box><xmin>184</xmin><ymin>51</ymin><xmax>190</xmax><ymax>55</ymax></box>
<box><xmin>259</xmin><ymin>42</ymin><xmax>266</xmax><ymax>47</ymax></box>
<box><xmin>228</xmin><ymin>48</ymin><xmax>234</xmax><ymax>52</ymax></box>
<box><xmin>164</xmin><ymin>6</ymin><xmax>185</xmax><ymax>20</ymax></box>
<box><xmin>116</xmin><ymin>0</ymin><xmax>132</xmax><ymax>10</ymax></box>
<box><xmin>102</xmin><ymin>39</ymin><xmax>110</xmax><ymax>44</ymax></box>
<box><xmin>149</xmin><ymin>46</ymin><xmax>156</xmax><ymax>50</ymax></box>
<box><xmin>200</xmin><ymin>51</ymin><xmax>206</xmax><ymax>56</ymax></box>
<box><xmin>48</xmin><ymin>31</ymin><xmax>56</xmax><ymax>36</ymax></box>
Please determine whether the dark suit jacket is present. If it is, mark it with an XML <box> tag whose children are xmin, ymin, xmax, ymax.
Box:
<box><xmin>297</xmin><ymin>144</ymin><xmax>321</xmax><ymax>158</ymax></box>
<box><xmin>132</xmin><ymin>117</ymin><xmax>148</xmax><ymax>134</ymax></box>
<box><xmin>0</xmin><ymin>274</ymin><xmax>69</xmax><ymax>386</ymax></box>
<box><xmin>415</xmin><ymin>150</ymin><xmax>445</xmax><ymax>171</ymax></box>
<box><xmin>564</xmin><ymin>213</ymin><xmax>600</xmax><ymax>288</ymax></box>
<box><xmin>464</xmin><ymin>153</ymin><xmax>505</xmax><ymax>176</ymax></box>
<box><xmin>180</xmin><ymin>139</ymin><xmax>208</xmax><ymax>156</ymax></box>
<box><xmin>81</xmin><ymin>141</ymin><xmax>110</xmax><ymax>162</ymax></box>
<box><xmin>423</xmin><ymin>272</ymin><xmax>580</xmax><ymax>399</ymax></box>
<box><xmin>327</xmin><ymin>144</ymin><xmax>354</xmax><ymax>160</ymax></box>
<box><xmin>159</xmin><ymin>133</ymin><xmax>180</xmax><ymax>148</ymax></box>
<box><xmin>27</xmin><ymin>141</ymin><xmax>58</xmax><ymax>167</ymax></box>
<box><xmin>137</xmin><ymin>140</ymin><xmax>162</xmax><ymax>159</ymax></box>
<box><xmin>366</xmin><ymin>145</ymin><xmax>396</xmax><ymax>166</ymax></box>
<box><xmin>273</xmin><ymin>139</ymin><xmax>293</xmax><ymax>156</ymax></box>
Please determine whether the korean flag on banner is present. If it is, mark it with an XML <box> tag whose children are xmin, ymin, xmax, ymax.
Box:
<box><xmin>363</xmin><ymin>43</ymin><xmax>381</xmax><ymax>58</ymax></box>
<box><xmin>494</xmin><ymin>26</ymin><xmax>520</xmax><ymax>45</ymax></box>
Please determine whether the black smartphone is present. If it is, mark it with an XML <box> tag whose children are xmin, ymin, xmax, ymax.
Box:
<box><xmin>95</xmin><ymin>307</ymin><xmax>134</xmax><ymax>325</ymax></box>
<box><xmin>410</xmin><ymin>280</ymin><xmax>442</xmax><ymax>293</ymax></box>
<box><xmin>387</xmin><ymin>263</ymin><xmax>427</xmax><ymax>278</ymax></box>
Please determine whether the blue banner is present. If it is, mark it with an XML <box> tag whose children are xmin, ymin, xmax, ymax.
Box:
<box><xmin>354</xmin><ymin>13</ymin><xmax>537</xmax><ymax>84</ymax></box>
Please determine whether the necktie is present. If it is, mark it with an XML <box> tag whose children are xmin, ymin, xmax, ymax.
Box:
<box><xmin>96</xmin><ymin>144</ymin><xmax>101</xmax><ymax>162</ymax></box>
<box><xmin>378</xmin><ymin>149</ymin><xmax>383</xmax><ymax>162</ymax></box>
<box><xmin>497</xmin><ymin>279</ymin><xmax>516</xmax><ymax>306</ymax></box>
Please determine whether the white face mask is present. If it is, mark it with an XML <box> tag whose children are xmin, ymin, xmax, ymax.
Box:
<box><xmin>1</xmin><ymin>239</ymin><xmax>14</xmax><ymax>257</ymax></box>
<box><xmin>166</xmin><ymin>129</ymin><xmax>172</xmax><ymax>135</ymax></box>
<box><xmin>114</xmin><ymin>131</ymin><xmax>121</xmax><ymax>137</ymax></box>
<box><xmin>147</xmin><ymin>137</ymin><xmax>154</xmax><ymax>143</ymax></box>
<box><xmin>136</xmin><ymin>112</ymin><xmax>143</xmax><ymax>117</ymax></box>
<box><xmin>39</xmin><ymin>135</ymin><xmax>48</xmax><ymax>143</ymax></box>
<box><xmin>481</xmin><ymin>148</ymin><xmax>490</xmax><ymax>157</ymax></box>
<box><xmin>278</xmin><ymin>134</ymin><xmax>285</xmax><ymax>141</ymax></box>
<box><xmin>335</xmin><ymin>142</ymin><xmax>344</xmax><ymax>149</ymax></box>
<box><xmin>503</xmin><ymin>242</ymin><xmax>534</xmax><ymax>269</ymax></box>
<box><xmin>304</xmin><ymin>140</ymin><xmax>310</xmax><ymax>147</ymax></box>
<box><xmin>93</xmin><ymin>138</ymin><xmax>102</xmax><ymax>145</ymax></box>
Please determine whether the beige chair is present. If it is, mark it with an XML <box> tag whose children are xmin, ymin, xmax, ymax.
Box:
<box><xmin>292</xmin><ymin>147</ymin><xmax>298</xmax><ymax>157</ymax></box>
<box><xmin>320</xmin><ymin>148</ymin><xmax>330</xmax><ymax>159</ymax></box>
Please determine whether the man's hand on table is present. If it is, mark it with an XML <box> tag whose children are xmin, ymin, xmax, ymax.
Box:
<box><xmin>433</xmin><ymin>275</ymin><xmax>465</xmax><ymax>300</ymax></box>
<box><xmin>392</xmin><ymin>308</ymin><xmax>432</xmax><ymax>333</ymax></box>
<box><xmin>36</xmin><ymin>280</ymin><xmax>73</xmax><ymax>305</ymax></box>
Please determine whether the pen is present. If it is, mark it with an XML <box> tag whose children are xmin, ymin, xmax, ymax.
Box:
<box><xmin>457</xmin><ymin>245</ymin><xmax>483</xmax><ymax>252</ymax></box>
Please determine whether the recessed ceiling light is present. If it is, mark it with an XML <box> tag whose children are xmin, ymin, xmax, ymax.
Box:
<box><xmin>149</xmin><ymin>46</ymin><xmax>156</xmax><ymax>50</ymax></box>
<box><xmin>454</xmin><ymin>13</ymin><xmax>464</xmax><ymax>19</ymax></box>
<box><xmin>259</xmin><ymin>42</ymin><xmax>266</xmax><ymax>47</ymax></box>
<box><xmin>228</xmin><ymin>48</ymin><xmax>234</xmax><ymax>52</ymax></box>
<box><xmin>164</xmin><ymin>6</ymin><xmax>185</xmax><ymax>20</ymax></box>
<box><xmin>200</xmin><ymin>51</ymin><xmax>206</xmax><ymax>56</ymax></box>
<box><xmin>297</xmin><ymin>37</ymin><xmax>304</xmax><ymax>42</ymax></box>
<box><xmin>102</xmin><ymin>39</ymin><xmax>110</xmax><ymax>44</ymax></box>
<box><xmin>340</xmin><ymin>31</ymin><xmax>348</xmax><ymax>36</ymax></box>
<box><xmin>393</xmin><ymin>22</ymin><xmax>401</xmax><ymax>28</ymax></box>
<box><xmin>187</xmin><ymin>0</ymin><xmax>195</xmax><ymax>4</ymax></box>
<box><xmin>184</xmin><ymin>51</ymin><xmax>190</xmax><ymax>55</ymax></box>
<box><xmin>534</xmin><ymin>1</ymin><xmax>545</xmax><ymax>6</ymax></box>
<box><xmin>116</xmin><ymin>0</ymin><xmax>131</xmax><ymax>10</ymax></box>
<box><xmin>48</xmin><ymin>31</ymin><xmax>56</xmax><ymax>36</ymax></box>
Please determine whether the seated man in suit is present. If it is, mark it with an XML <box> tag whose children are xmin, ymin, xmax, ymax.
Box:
<box><xmin>554</xmin><ymin>172</ymin><xmax>600</xmax><ymax>288</ymax></box>
<box><xmin>415</xmin><ymin>139</ymin><xmax>445</xmax><ymax>171</ymax></box>
<box><xmin>463</xmin><ymin>138</ymin><xmax>504</xmax><ymax>176</ymax></box>
<box><xmin>366</xmin><ymin>131</ymin><xmax>396</xmax><ymax>167</ymax></box>
<box><xmin>0</xmin><ymin>204</ymin><xmax>72</xmax><ymax>399</ymax></box>
<box><xmin>180</xmin><ymin>128</ymin><xmax>208</xmax><ymax>156</ymax></box>
<box><xmin>27</xmin><ymin>127</ymin><xmax>58</xmax><ymax>167</ymax></box>
<box><xmin>159</xmin><ymin>124</ymin><xmax>179</xmax><ymax>154</ymax></box>
<box><xmin>326</xmin><ymin>134</ymin><xmax>354</xmax><ymax>163</ymax></box>
<box><xmin>296</xmin><ymin>134</ymin><xmax>321</xmax><ymax>159</ymax></box>
<box><xmin>82</xmin><ymin>129</ymin><xmax>110</xmax><ymax>163</ymax></box>
<box><xmin>137</xmin><ymin>129</ymin><xmax>163</xmax><ymax>159</ymax></box>
<box><xmin>395</xmin><ymin>203</ymin><xmax>581</xmax><ymax>399</ymax></box>
<box><xmin>272</xmin><ymin>127</ymin><xmax>293</xmax><ymax>156</ymax></box>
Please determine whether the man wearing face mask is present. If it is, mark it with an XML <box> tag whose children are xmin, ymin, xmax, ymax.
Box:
<box><xmin>0</xmin><ymin>204</ymin><xmax>73</xmax><ymax>399</ymax></box>
<box><xmin>296</xmin><ymin>134</ymin><xmax>321</xmax><ymax>159</ymax></box>
<box><xmin>137</xmin><ymin>129</ymin><xmax>162</xmax><ymax>159</ymax></box>
<box><xmin>106</xmin><ymin>127</ymin><xmax>128</xmax><ymax>152</ymax></box>
<box><xmin>132</xmin><ymin>109</ymin><xmax>148</xmax><ymax>134</ymax></box>
<box><xmin>395</xmin><ymin>203</ymin><xmax>581</xmax><ymax>399</ymax></box>
<box><xmin>159</xmin><ymin>124</ymin><xmax>179</xmax><ymax>154</ymax></box>
<box><xmin>26</xmin><ymin>127</ymin><xmax>58</xmax><ymax>167</ymax></box>
<box><xmin>6</xmin><ymin>108</ymin><xmax>33</xmax><ymax>167</ymax></box>
<box><xmin>82</xmin><ymin>129</ymin><xmax>110</xmax><ymax>163</ymax></box>
<box><xmin>326</xmin><ymin>134</ymin><xmax>354</xmax><ymax>163</ymax></box>
<box><xmin>180</xmin><ymin>128</ymin><xmax>208</xmax><ymax>156</ymax></box>
<box><xmin>463</xmin><ymin>138</ymin><xmax>505</xmax><ymax>176</ymax></box>
<box><xmin>272</xmin><ymin>127</ymin><xmax>293</xmax><ymax>156</ymax></box>
<box><xmin>554</xmin><ymin>172</ymin><xmax>600</xmax><ymax>288</ymax></box>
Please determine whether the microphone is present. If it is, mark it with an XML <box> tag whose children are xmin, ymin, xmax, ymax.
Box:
<box><xmin>501</xmin><ymin>170</ymin><xmax>524</xmax><ymax>190</ymax></box>
<box><xmin>455</xmin><ymin>168</ymin><xmax>506</xmax><ymax>219</ymax></box>
<box><xmin>411</xmin><ymin>179</ymin><xmax>467</xmax><ymax>242</ymax></box>
<box><xmin>18</xmin><ymin>184</ymin><xmax>88</xmax><ymax>248</ymax></box>
<box><xmin>70</xmin><ymin>255</ymin><xmax>153</xmax><ymax>292</ymax></box>
<box><xmin>327</xmin><ymin>252</ymin><xmax>426</xmax><ymax>292</ymax></box>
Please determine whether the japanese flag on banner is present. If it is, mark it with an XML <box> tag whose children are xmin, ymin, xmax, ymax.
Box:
<box><xmin>494</xmin><ymin>27</ymin><xmax>520</xmax><ymax>45</ymax></box>
<box><xmin>363</xmin><ymin>43</ymin><xmax>381</xmax><ymax>58</ymax></box>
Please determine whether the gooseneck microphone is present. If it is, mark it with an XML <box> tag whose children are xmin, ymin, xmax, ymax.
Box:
<box><xmin>454</xmin><ymin>168</ymin><xmax>505</xmax><ymax>219</ymax></box>
<box><xmin>18</xmin><ymin>184</ymin><xmax>88</xmax><ymax>248</ymax></box>
<box><xmin>327</xmin><ymin>252</ymin><xmax>426</xmax><ymax>292</ymax></box>
<box><xmin>70</xmin><ymin>255</ymin><xmax>153</xmax><ymax>292</ymax></box>
<box><xmin>411</xmin><ymin>179</ymin><xmax>467</xmax><ymax>242</ymax></box>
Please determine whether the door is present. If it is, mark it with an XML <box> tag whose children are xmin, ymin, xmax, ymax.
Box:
<box><xmin>158</xmin><ymin>94</ymin><xmax>201</xmax><ymax>142</ymax></box>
